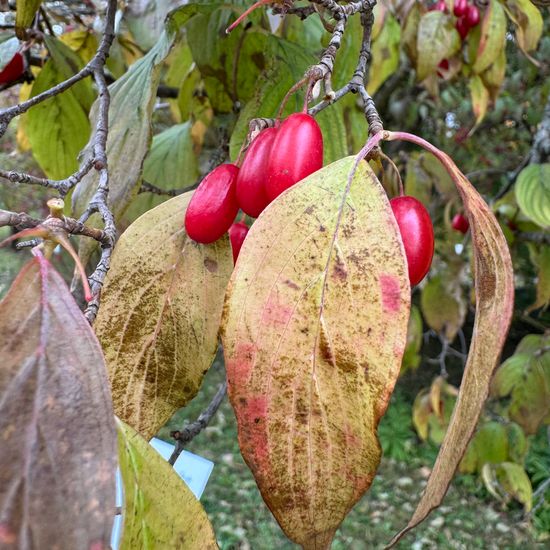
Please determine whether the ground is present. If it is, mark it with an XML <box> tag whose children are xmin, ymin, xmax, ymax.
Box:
<box><xmin>159</xmin><ymin>360</ymin><xmax>538</xmax><ymax>550</ymax></box>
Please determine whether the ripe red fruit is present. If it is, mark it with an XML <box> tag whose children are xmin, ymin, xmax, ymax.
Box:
<box><xmin>453</xmin><ymin>0</ymin><xmax>468</xmax><ymax>17</ymax></box>
<box><xmin>185</xmin><ymin>164</ymin><xmax>240</xmax><ymax>244</ymax></box>
<box><xmin>452</xmin><ymin>213</ymin><xmax>469</xmax><ymax>234</ymax></box>
<box><xmin>236</xmin><ymin>127</ymin><xmax>277</xmax><ymax>218</ymax></box>
<box><xmin>390</xmin><ymin>196</ymin><xmax>435</xmax><ymax>286</ymax></box>
<box><xmin>228</xmin><ymin>221</ymin><xmax>249</xmax><ymax>263</ymax></box>
<box><xmin>265</xmin><ymin>113</ymin><xmax>323</xmax><ymax>201</ymax></box>
<box><xmin>456</xmin><ymin>17</ymin><xmax>470</xmax><ymax>39</ymax></box>
<box><xmin>0</xmin><ymin>52</ymin><xmax>25</xmax><ymax>86</ymax></box>
<box><xmin>437</xmin><ymin>59</ymin><xmax>450</xmax><ymax>77</ymax></box>
<box><xmin>466</xmin><ymin>4</ymin><xmax>480</xmax><ymax>26</ymax></box>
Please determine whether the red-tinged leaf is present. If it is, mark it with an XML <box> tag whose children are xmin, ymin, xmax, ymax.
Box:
<box><xmin>383</xmin><ymin>131</ymin><xmax>514</xmax><ymax>546</ymax></box>
<box><xmin>221</xmin><ymin>156</ymin><xmax>410</xmax><ymax>549</ymax></box>
<box><xmin>0</xmin><ymin>255</ymin><xmax>117</xmax><ymax>549</ymax></box>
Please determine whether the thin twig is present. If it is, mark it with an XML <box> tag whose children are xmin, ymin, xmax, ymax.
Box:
<box><xmin>168</xmin><ymin>381</ymin><xmax>228</xmax><ymax>466</ymax></box>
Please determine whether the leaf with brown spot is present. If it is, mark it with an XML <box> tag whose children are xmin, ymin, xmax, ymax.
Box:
<box><xmin>221</xmin><ymin>157</ymin><xmax>411</xmax><ymax>549</ymax></box>
<box><xmin>94</xmin><ymin>191</ymin><xmax>233</xmax><ymax>440</ymax></box>
<box><xmin>0</xmin><ymin>255</ymin><xmax>117</xmax><ymax>549</ymax></box>
<box><xmin>385</xmin><ymin>131</ymin><xmax>514</xmax><ymax>547</ymax></box>
<box><xmin>117</xmin><ymin>419</ymin><xmax>218</xmax><ymax>549</ymax></box>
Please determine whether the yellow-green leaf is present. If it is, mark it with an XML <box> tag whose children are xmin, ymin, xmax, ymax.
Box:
<box><xmin>222</xmin><ymin>157</ymin><xmax>410</xmax><ymax>548</ymax></box>
<box><xmin>26</xmin><ymin>59</ymin><xmax>91</xmax><ymax>179</ymax></box>
<box><xmin>469</xmin><ymin>74</ymin><xmax>489</xmax><ymax>125</ymax></box>
<box><xmin>59</xmin><ymin>29</ymin><xmax>99</xmax><ymax>64</ymax></box>
<box><xmin>117</xmin><ymin>419</ymin><xmax>218</xmax><ymax>549</ymax></box>
<box><xmin>367</xmin><ymin>13</ymin><xmax>401</xmax><ymax>95</ymax></box>
<box><xmin>482</xmin><ymin>48</ymin><xmax>506</xmax><ymax>101</ymax></box>
<box><xmin>94</xmin><ymin>192</ymin><xmax>233</xmax><ymax>440</ymax></box>
<box><xmin>515</xmin><ymin>163</ymin><xmax>550</xmax><ymax>228</ymax></box>
<box><xmin>420</xmin><ymin>275</ymin><xmax>465</xmax><ymax>341</ymax></box>
<box><xmin>483</xmin><ymin>462</ymin><xmax>533</xmax><ymax>511</ymax></box>
<box><xmin>416</xmin><ymin>11</ymin><xmax>460</xmax><ymax>81</ymax></box>
<box><xmin>508</xmin><ymin>0</ymin><xmax>543</xmax><ymax>53</ymax></box>
<box><xmin>527</xmin><ymin>244</ymin><xmax>550</xmax><ymax>312</ymax></box>
<box><xmin>473</xmin><ymin>0</ymin><xmax>507</xmax><ymax>74</ymax></box>
<box><xmin>15</xmin><ymin>0</ymin><xmax>42</xmax><ymax>38</ymax></box>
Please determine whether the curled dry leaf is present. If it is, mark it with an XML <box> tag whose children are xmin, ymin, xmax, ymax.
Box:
<box><xmin>0</xmin><ymin>255</ymin><xmax>117</xmax><ymax>549</ymax></box>
<box><xmin>384</xmin><ymin>131</ymin><xmax>514</xmax><ymax>547</ymax></box>
<box><xmin>222</xmin><ymin>157</ymin><xmax>410</xmax><ymax>549</ymax></box>
<box><xmin>94</xmin><ymin>192</ymin><xmax>233</xmax><ymax>440</ymax></box>
<box><xmin>116</xmin><ymin>419</ymin><xmax>218</xmax><ymax>549</ymax></box>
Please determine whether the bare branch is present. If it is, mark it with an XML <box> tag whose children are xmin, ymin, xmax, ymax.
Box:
<box><xmin>168</xmin><ymin>381</ymin><xmax>227</xmax><ymax>466</ymax></box>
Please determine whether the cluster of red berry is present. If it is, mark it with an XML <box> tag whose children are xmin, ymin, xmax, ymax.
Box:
<box><xmin>431</xmin><ymin>0</ymin><xmax>480</xmax><ymax>38</ymax></box>
<box><xmin>0</xmin><ymin>51</ymin><xmax>25</xmax><ymax>86</ymax></box>
<box><xmin>185</xmin><ymin>112</ymin><xmax>323</xmax><ymax>261</ymax></box>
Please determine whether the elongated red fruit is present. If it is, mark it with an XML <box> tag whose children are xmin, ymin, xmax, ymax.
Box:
<box><xmin>390</xmin><ymin>196</ymin><xmax>434</xmax><ymax>286</ymax></box>
<box><xmin>265</xmin><ymin>113</ymin><xmax>323</xmax><ymax>201</ymax></box>
<box><xmin>185</xmin><ymin>164</ymin><xmax>240</xmax><ymax>244</ymax></box>
<box><xmin>236</xmin><ymin>128</ymin><xmax>277</xmax><ymax>218</ymax></box>
<box><xmin>453</xmin><ymin>0</ymin><xmax>468</xmax><ymax>17</ymax></box>
<box><xmin>452</xmin><ymin>212</ymin><xmax>469</xmax><ymax>234</ymax></box>
<box><xmin>228</xmin><ymin>221</ymin><xmax>249</xmax><ymax>263</ymax></box>
<box><xmin>466</xmin><ymin>4</ymin><xmax>480</xmax><ymax>27</ymax></box>
<box><xmin>0</xmin><ymin>52</ymin><xmax>25</xmax><ymax>85</ymax></box>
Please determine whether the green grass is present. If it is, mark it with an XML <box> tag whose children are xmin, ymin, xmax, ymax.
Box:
<box><xmin>159</xmin><ymin>360</ymin><xmax>540</xmax><ymax>549</ymax></box>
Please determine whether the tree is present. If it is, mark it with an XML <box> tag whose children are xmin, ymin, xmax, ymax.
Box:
<box><xmin>0</xmin><ymin>0</ymin><xmax>548</xmax><ymax>548</ymax></box>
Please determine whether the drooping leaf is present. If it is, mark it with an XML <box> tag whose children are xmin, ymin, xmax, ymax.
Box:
<box><xmin>514</xmin><ymin>163</ymin><xmax>550</xmax><ymax>228</ymax></box>
<box><xmin>473</xmin><ymin>0</ymin><xmax>507</xmax><ymax>74</ymax></box>
<box><xmin>507</xmin><ymin>0</ymin><xmax>543</xmax><ymax>53</ymax></box>
<box><xmin>94</xmin><ymin>192</ymin><xmax>233</xmax><ymax>440</ymax></box>
<box><xmin>482</xmin><ymin>48</ymin><xmax>506</xmax><ymax>101</ymax></box>
<box><xmin>116</xmin><ymin>419</ymin><xmax>218</xmax><ymax>549</ymax></box>
<box><xmin>0</xmin><ymin>256</ymin><xmax>117</xmax><ymax>549</ymax></box>
<box><xmin>482</xmin><ymin>462</ymin><xmax>533</xmax><ymax>511</ymax></box>
<box><xmin>385</xmin><ymin>131</ymin><xmax>514</xmax><ymax>546</ymax></box>
<box><xmin>469</xmin><ymin>74</ymin><xmax>489</xmax><ymax>125</ymax></box>
<box><xmin>15</xmin><ymin>0</ymin><xmax>42</xmax><ymax>38</ymax></box>
<box><xmin>459</xmin><ymin>421</ymin><xmax>509</xmax><ymax>474</ymax></box>
<box><xmin>72</xmin><ymin>30</ymin><xmax>175</xmax><ymax>226</ymax></box>
<box><xmin>59</xmin><ymin>29</ymin><xmax>99</xmax><ymax>64</ymax></box>
<box><xmin>401</xmin><ymin>305</ymin><xmax>423</xmax><ymax>372</ymax></box>
<box><xmin>490</xmin><ymin>334</ymin><xmax>550</xmax><ymax>435</ymax></box>
<box><xmin>367</xmin><ymin>13</ymin><xmax>401</xmax><ymax>95</ymax></box>
<box><xmin>412</xmin><ymin>389</ymin><xmax>432</xmax><ymax>441</ymax></box>
<box><xmin>527</xmin><ymin>244</ymin><xmax>550</xmax><ymax>312</ymax></box>
<box><xmin>222</xmin><ymin>157</ymin><xmax>410</xmax><ymax>548</ymax></box>
<box><xmin>416</xmin><ymin>11</ymin><xmax>460</xmax><ymax>81</ymax></box>
<box><xmin>26</xmin><ymin>38</ymin><xmax>94</xmax><ymax>179</ymax></box>
<box><xmin>44</xmin><ymin>35</ymin><xmax>95</xmax><ymax>111</ymax></box>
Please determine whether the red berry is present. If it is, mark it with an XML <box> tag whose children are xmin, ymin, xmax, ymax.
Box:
<box><xmin>390</xmin><ymin>196</ymin><xmax>435</xmax><ymax>286</ymax></box>
<box><xmin>466</xmin><ymin>5</ymin><xmax>480</xmax><ymax>27</ymax></box>
<box><xmin>456</xmin><ymin>17</ymin><xmax>470</xmax><ymax>39</ymax></box>
<box><xmin>236</xmin><ymin>128</ymin><xmax>277</xmax><ymax>218</ymax></box>
<box><xmin>453</xmin><ymin>0</ymin><xmax>468</xmax><ymax>17</ymax></box>
<box><xmin>228</xmin><ymin>221</ymin><xmax>249</xmax><ymax>263</ymax></box>
<box><xmin>265</xmin><ymin>113</ymin><xmax>323</xmax><ymax>201</ymax></box>
<box><xmin>452</xmin><ymin>213</ymin><xmax>469</xmax><ymax>234</ymax></box>
<box><xmin>0</xmin><ymin>52</ymin><xmax>25</xmax><ymax>86</ymax></box>
<box><xmin>437</xmin><ymin>59</ymin><xmax>450</xmax><ymax>77</ymax></box>
<box><xmin>185</xmin><ymin>164</ymin><xmax>240</xmax><ymax>244</ymax></box>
